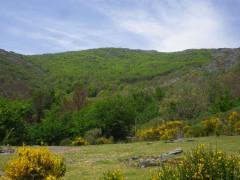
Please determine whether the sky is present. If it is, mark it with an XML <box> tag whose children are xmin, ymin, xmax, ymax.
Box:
<box><xmin>0</xmin><ymin>0</ymin><xmax>240</xmax><ymax>54</ymax></box>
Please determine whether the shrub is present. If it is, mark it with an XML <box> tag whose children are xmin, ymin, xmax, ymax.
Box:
<box><xmin>102</xmin><ymin>169</ymin><xmax>125</xmax><ymax>180</ymax></box>
<box><xmin>225</xmin><ymin>111</ymin><xmax>240</xmax><ymax>135</ymax></box>
<box><xmin>4</xmin><ymin>146</ymin><xmax>66</xmax><ymax>179</ymax></box>
<box><xmin>72</xmin><ymin>95</ymin><xmax>135</xmax><ymax>141</ymax></box>
<box><xmin>0</xmin><ymin>98</ymin><xmax>30</xmax><ymax>145</ymax></box>
<box><xmin>161</xmin><ymin>83</ymin><xmax>208</xmax><ymax>120</ymax></box>
<box><xmin>136</xmin><ymin>128</ymin><xmax>158</xmax><ymax>140</ymax></box>
<box><xmin>59</xmin><ymin>138</ymin><xmax>72</xmax><ymax>146</ymax></box>
<box><xmin>131</xmin><ymin>90</ymin><xmax>159</xmax><ymax>124</ymax></box>
<box><xmin>84</xmin><ymin>128</ymin><xmax>102</xmax><ymax>145</ymax></box>
<box><xmin>94</xmin><ymin>96</ymin><xmax>135</xmax><ymax>140</ymax></box>
<box><xmin>71</xmin><ymin>136</ymin><xmax>88</xmax><ymax>146</ymax></box>
<box><xmin>95</xmin><ymin>137</ymin><xmax>113</xmax><ymax>145</ymax></box>
<box><xmin>201</xmin><ymin>117</ymin><xmax>222</xmax><ymax>136</ymax></box>
<box><xmin>159</xmin><ymin>121</ymin><xmax>185</xmax><ymax>140</ymax></box>
<box><xmin>152</xmin><ymin>144</ymin><xmax>240</xmax><ymax>180</ymax></box>
<box><xmin>187</xmin><ymin>123</ymin><xmax>206</xmax><ymax>137</ymax></box>
<box><xmin>210</xmin><ymin>88</ymin><xmax>235</xmax><ymax>113</ymax></box>
<box><xmin>26</xmin><ymin>108</ymin><xmax>73</xmax><ymax>145</ymax></box>
<box><xmin>234</xmin><ymin>121</ymin><xmax>240</xmax><ymax>134</ymax></box>
<box><xmin>136</xmin><ymin>120</ymin><xmax>186</xmax><ymax>140</ymax></box>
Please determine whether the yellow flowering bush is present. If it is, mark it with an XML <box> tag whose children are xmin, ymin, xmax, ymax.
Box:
<box><xmin>4</xmin><ymin>146</ymin><xmax>66</xmax><ymax>179</ymax></box>
<box><xmin>234</xmin><ymin>121</ymin><xmax>240</xmax><ymax>134</ymax></box>
<box><xmin>152</xmin><ymin>144</ymin><xmax>240</xmax><ymax>180</ymax></box>
<box><xmin>136</xmin><ymin>121</ymin><xmax>186</xmax><ymax>140</ymax></box>
<box><xmin>45</xmin><ymin>175</ymin><xmax>57</xmax><ymax>180</ymax></box>
<box><xmin>225</xmin><ymin>111</ymin><xmax>240</xmax><ymax>135</ymax></box>
<box><xmin>201</xmin><ymin>117</ymin><xmax>222</xmax><ymax>136</ymax></box>
<box><xmin>227</xmin><ymin>111</ymin><xmax>239</xmax><ymax>125</ymax></box>
<box><xmin>71</xmin><ymin>136</ymin><xmax>89</xmax><ymax>146</ymax></box>
<box><xmin>102</xmin><ymin>169</ymin><xmax>125</xmax><ymax>180</ymax></box>
<box><xmin>136</xmin><ymin>128</ymin><xmax>159</xmax><ymax>140</ymax></box>
<box><xmin>136</xmin><ymin>111</ymin><xmax>240</xmax><ymax>140</ymax></box>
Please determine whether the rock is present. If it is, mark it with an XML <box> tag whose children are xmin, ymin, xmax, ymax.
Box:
<box><xmin>186</xmin><ymin>139</ymin><xmax>194</xmax><ymax>142</ymax></box>
<box><xmin>0</xmin><ymin>146</ymin><xmax>15</xmax><ymax>155</ymax></box>
<box><xmin>164</xmin><ymin>139</ymin><xmax>175</xmax><ymax>143</ymax></box>
<box><xmin>167</xmin><ymin>148</ymin><xmax>183</xmax><ymax>155</ymax></box>
<box><xmin>146</xmin><ymin>142</ymin><xmax>153</xmax><ymax>145</ymax></box>
<box><xmin>126</xmin><ymin>148</ymin><xmax>183</xmax><ymax>168</ymax></box>
<box><xmin>206</xmin><ymin>48</ymin><xmax>240</xmax><ymax>73</ymax></box>
<box><xmin>129</xmin><ymin>156</ymin><xmax>140</xmax><ymax>161</ymax></box>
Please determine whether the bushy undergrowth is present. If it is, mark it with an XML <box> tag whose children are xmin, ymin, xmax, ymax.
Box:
<box><xmin>151</xmin><ymin>144</ymin><xmax>240</xmax><ymax>180</ymax></box>
<box><xmin>137</xmin><ymin>111</ymin><xmax>240</xmax><ymax>140</ymax></box>
<box><xmin>84</xmin><ymin>128</ymin><xmax>113</xmax><ymax>145</ymax></box>
<box><xmin>4</xmin><ymin>147</ymin><xmax>66</xmax><ymax>179</ymax></box>
<box><xmin>136</xmin><ymin>120</ymin><xmax>187</xmax><ymax>140</ymax></box>
<box><xmin>71</xmin><ymin>135</ymin><xmax>113</xmax><ymax>146</ymax></box>
<box><xmin>71</xmin><ymin>136</ymin><xmax>89</xmax><ymax>146</ymax></box>
<box><xmin>102</xmin><ymin>169</ymin><xmax>125</xmax><ymax>180</ymax></box>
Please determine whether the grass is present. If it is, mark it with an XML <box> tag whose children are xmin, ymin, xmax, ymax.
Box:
<box><xmin>1</xmin><ymin>136</ymin><xmax>240</xmax><ymax>179</ymax></box>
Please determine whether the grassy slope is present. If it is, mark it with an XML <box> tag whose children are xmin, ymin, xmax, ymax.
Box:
<box><xmin>1</xmin><ymin>136</ymin><xmax>239</xmax><ymax>179</ymax></box>
<box><xmin>26</xmin><ymin>48</ymin><xmax>211</xmax><ymax>96</ymax></box>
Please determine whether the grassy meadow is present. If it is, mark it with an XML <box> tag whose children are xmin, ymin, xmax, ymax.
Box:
<box><xmin>1</xmin><ymin>136</ymin><xmax>240</xmax><ymax>179</ymax></box>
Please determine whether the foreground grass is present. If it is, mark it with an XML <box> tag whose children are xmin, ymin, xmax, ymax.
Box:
<box><xmin>0</xmin><ymin>136</ymin><xmax>240</xmax><ymax>179</ymax></box>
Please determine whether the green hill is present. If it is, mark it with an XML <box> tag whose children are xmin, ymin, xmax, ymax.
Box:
<box><xmin>25</xmin><ymin>48</ymin><xmax>211</xmax><ymax>96</ymax></box>
<box><xmin>1</xmin><ymin>47</ymin><xmax>240</xmax><ymax>145</ymax></box>
<box><xmin>2</xmin><ymin>47</ymin><xmax>240</xmax><ymax>100</ymax></box>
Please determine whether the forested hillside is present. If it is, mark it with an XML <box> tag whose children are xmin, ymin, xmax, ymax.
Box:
<box><xmin>0</xmin><ymin>49</ymin><xmax>45</xmax><ymax>99</ymax></box>
<box><xmin>26</xmin><ymin>48</ymin><xmax>211</xmax><ymax>97</ymax></box>
<box><xmin>0</xmin><ymin>47</ymin><xmax>240</xmax><ymax>145</ymax></box>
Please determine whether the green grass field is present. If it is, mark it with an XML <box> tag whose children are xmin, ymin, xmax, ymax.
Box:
<box><xmin>1</xmin><ymin>136</ymin><xmax>240</xmax><ymax>179</ymax></box>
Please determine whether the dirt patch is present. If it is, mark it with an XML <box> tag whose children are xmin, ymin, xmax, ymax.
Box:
<box><xmin>48</xmin><ymin>146</ymin><xmax>80</xmax><ymax>154</ymax></box>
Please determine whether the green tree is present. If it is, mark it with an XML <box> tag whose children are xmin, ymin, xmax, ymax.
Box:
<box><xmin>27</xmin><ymin>107</ymin><xmax>72</xmax><ymax>145</ymax></box>
<box><xmin>72</xmin><ymin>95</ymin><xmax>135</xmax><ymax>140</ymax></box>
<box><xmin>0</xmin><ymin>98</ymin><xmax>30</xmax><ymax>145</ymax></box>
<box><xmin>32</xmin><ymin>88</ymin><xmax>55</xmax><ymax>122</ymax></box>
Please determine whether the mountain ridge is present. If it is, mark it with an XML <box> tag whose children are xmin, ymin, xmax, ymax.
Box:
<box><xmin>0</xmin><ymin>47</ymin><xmax>240</xmax><ymax>99</ymax></box>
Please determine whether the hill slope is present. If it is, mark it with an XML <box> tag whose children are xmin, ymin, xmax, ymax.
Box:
<box><xmin>0</xmin><ymin>47</ymin><xmax>240</xmax><ymax>100</ymax></box>
<box><xmin>26</xmin><ymin>48</ymin><xmax>211</xmax><ymax>96</ymax></box>
<box><xmin>1</xmin><ymin>47</ymin><xmax>240</xmax><ymax>146</ymax></box>
<box><xmin>0</xmin><ymin>49</ymin><xmax>45</xmax><ymax>99</ymax></box>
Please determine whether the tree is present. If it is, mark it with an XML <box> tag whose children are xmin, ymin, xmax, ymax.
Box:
<box><xmin>27</xmin><ymin>107</ymin><xmax>72</xmax><ymax>145</ymax></box>
<box><xmin>72</xmin><ymin>95</ymin><xmax>135</xmax><ymax>140</ymax></box>
<box><xmin>32</xmin><ymin>89</ymin><xmax>55</xmax><ymax>122</ymax></box>
<box><xmin>94</xmin><ymin>96</ymin><xmax>135</xmax><ymax>140</ymax></box>
<box><xmin>62</xmin><ymin>83</ymin><xmax>87</xmax><ymax>111</ymax></box>
<box><xmin>130</xmin><ymin>90</ymin><xmax>159</xmax><ymax>124</ymax></box>
<box><xmin>0</xmin><ymin>98</ymin><xmax>30</xmax><ymax>145</ymax></box>
<box><xmin>162</xmin><ymin>83</ymin><xmax>209</xmax><ymax>120</ymax></box>
<box><xmin>72</xmin><ymin>83</ymin><xmax>87</xmax><ymax>110</ymax></box>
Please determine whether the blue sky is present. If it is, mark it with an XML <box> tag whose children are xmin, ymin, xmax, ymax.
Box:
<box><xmin>0</xmin><ymin>0</ymin><xmax>239</xmax><ymax>54</ymax></box>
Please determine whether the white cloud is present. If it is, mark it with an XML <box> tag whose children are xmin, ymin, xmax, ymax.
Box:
<box><xmin>87</xmin><ymin>0</ymin><xmax>237</xmax><ymax>51</ymax></box>
<box><xmin>1</xmin><ymin>0</ymin><xmax>239</xmax><ymax>54</ymax></box>
<box><xmin>1</xmin><ymin>9</ymin><xmax>127</xmax><ymax>53</ymax></box>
